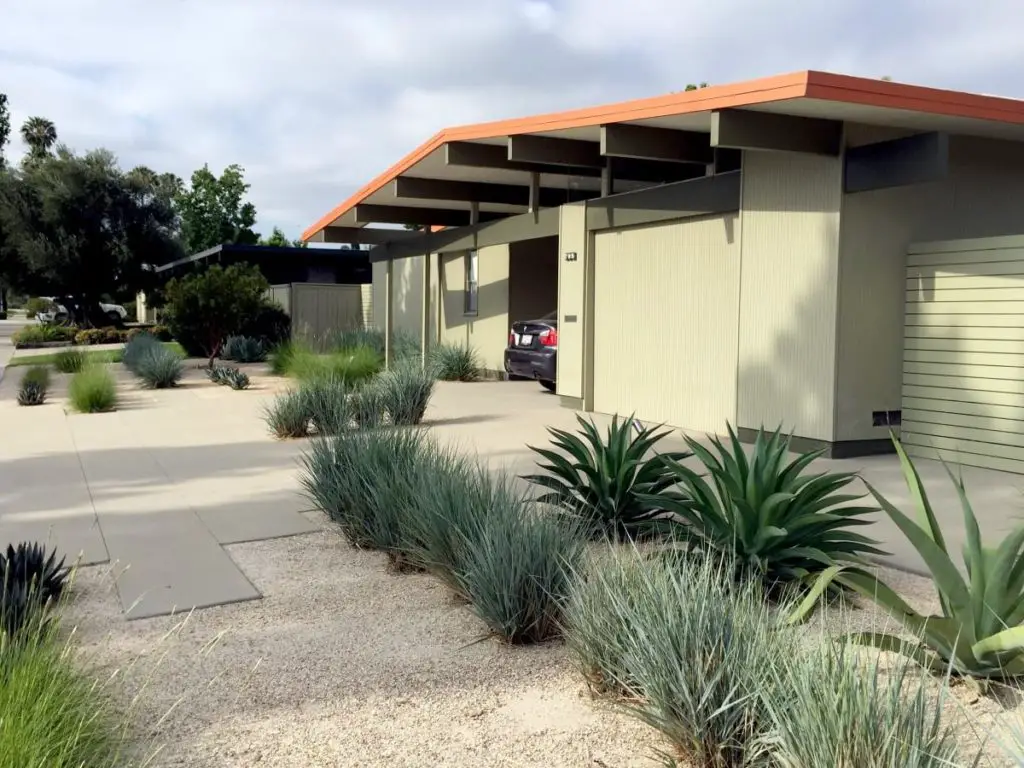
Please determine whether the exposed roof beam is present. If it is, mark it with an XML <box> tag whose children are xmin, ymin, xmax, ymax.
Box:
<box><xmin>600</xmin><ymin>124</ymin><xmax>713</xmax><ymax>164</ymax></box>
<box><xmin>507</xmin><ymin>135</ymin><xmax>602</xmax><ymax>167</ymax></box>
<box><xmin>711</xmin><ymin>109</ymin><xmax>842</xmax><ymax>155</ymax></box>
<box><xmin>352</xmin><ymin>204</ymin><xmax>504</xmax><ymax>227</ymax></box>
<box><xmin>313</xmin><ymin>226</ymin><xmax>419</xmax><ymax>245</ymax></box>
<box><xmin>393</xmin><ymin>176</ymin><xmax>591</xmax><ymax>208</ymax></box>
<box><xmin>446</xmin><ymin>141</ymin><xmax>704</xmax><ymax>184</ymax></box>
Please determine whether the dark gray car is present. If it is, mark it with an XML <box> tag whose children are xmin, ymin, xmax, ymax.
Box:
<box><xmin>504</xmin><ymin>311</ymin><xmax>557</xmax><ymax>392</ymax></box>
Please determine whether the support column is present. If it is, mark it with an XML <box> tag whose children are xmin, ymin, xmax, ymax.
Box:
<box><xmin>600</xmin><ymin>158</ymin><xmax>614</xmax><ymax>197</ymax></box>
<box><xmin>384</xmin><ymin>258</ymin><xmax>394</xmax><ymax>369</ymax></box>
<box><xmin>528</xmin><ymin>172</ymin><xmax>540</xmax><ymax>214</ymax></box>
<box><xmin>420</xmin><ymin>252</ymin><xmax>431</xmax><ymax>369</ymax></box>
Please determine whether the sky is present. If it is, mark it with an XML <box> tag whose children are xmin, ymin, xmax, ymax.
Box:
<box><xmin>2</xmin><ymin>0</ymin><xmax>1023</xmax><ymax>240</ymax></box>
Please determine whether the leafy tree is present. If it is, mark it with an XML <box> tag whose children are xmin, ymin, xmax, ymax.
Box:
<box><xmin>175</xmin><ymin>164</ymin><xmax>259</xmax><ymax>254</ymax></box>
<box><xmin>0</xmin><ymin>94</ymin><xmax>10</xmax><ymax>167</ymax></box>
<box><xmin>20</xmin><ymin>117</ymin><xmax>57</xmax><ymax>159</ymax></box>
<box><xmin>162</xmin><ymin>263</ymin><xmax>269</xmax><ymax>365</ymax></box>
<box><xmin>0</xmin><ymin>147</ymin><xmax>181</xmax><ymax>325</ymax></box>
<box><xmin>259</xmin><ymin>226</ymin><xmax>307</xmax><ymax>248</ymax></box>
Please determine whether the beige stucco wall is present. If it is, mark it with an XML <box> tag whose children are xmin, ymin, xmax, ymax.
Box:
<box><xmin>557</xmin><ymin>203</ymin><xmax>588</xmax><ymax>401</ymax></box>
<box><xmin>835</xmin><ymin>133</ymin><xmax>1024</xmax><ymax>441</ymax></box>
<box><xmin>736</xmin><ymin>151</ymin><xmax>843</xmax><ymax>442</ymax></box>
<box><xmin>437</xmin><ymin>244</ymin><xmax>510</xmax><ymax>371</ymax></box>
<box><xmin>371</xmin><ymin>255</ymin><xmax>426</xmax><ymax>336</ymax></box>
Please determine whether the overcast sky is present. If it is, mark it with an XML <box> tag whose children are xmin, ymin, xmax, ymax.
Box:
<box><xmin>2</xmin><ymin>0</ymin><xmax>1022</xmax><ymax>239</ymax></box>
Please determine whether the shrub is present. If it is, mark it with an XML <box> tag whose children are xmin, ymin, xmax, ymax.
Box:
<box><xmin>0</xmin><ymin>598</ymin><xmax>126</xmax><ymax>767</ymax></box>
<box><xmin>20</xmin><ymin>365</ymin><xmax>51</xmax><ymax>390</ymax></box>
<box><xmin>300</xmin><ymin>374</ymin><xmax>352</xmax><ymax>435</ymax></box>
<box><xmin>376</xmin><ymin>359</ymin><xmax>435</xmax><ymax>426</ymax></box>
<box><xmin>325</xmin><ymin>327</ymin><xmax>420</xmax><ymax>361</ymax></box>
<box><xmin>74</xmin><ymin>328</ymin><xmax>106</xmax><ymax>346</ymax></box>
<box><xmin>300</xmin><ymin>427</ymin><xmax>428</xmax><ymax>559</ymax></box>
<box><xmin>151</xmin><ymin>324</ymin><xmax>172</xmax><ymax>342</ymax></box>
<box><xmin>11</xmin><ymin>324</ymin><xmax>76</xmax><ymax>348</ymax></box>
<box><xmin>101</xmin><ymin>327</ymin><xmax>126</xmax><ymax>344</ymax></box>
<box><xmin>18</xmin><ymin>366</ymin><xmax>51</xmax><ymax>407</ymax></box>
<box><xmin>758</xmin><ymin>642</ymin><xmax>964</xmax><ymax>767</ymax></box>
<box><xmin>68</xmin><ymin>365</ymin><xmax>117</xmax><ymax>413</ymax></box>
<box><xmin>801</xmin><ymin>438</ymin><xmax>1024</xmax><ymax>684</ymax></box>
<box><xmin>264</xmin><ymin>390</ymin><xmax>311</xmax><ymax>439</ymax></box>
<box><xmin>565</xmin><ymin>549</ymin><xmax>791</xmax><ymax>766</ymax></box>
<box><xmin>430</xmin><ymin>343</ymin><xmax>481</xmax><ymax>381</ymax></box>
<box><xmin>122</xmin><ymin>333</ymin><xmax>160</xmax><ymax>374</ymax></box>
<box><xmin>0</xmin><ymin>542</ymin><xmax>69</xmax><ymax>638</ymax></box>
<box><xmin>162</xmin><ymin>263</ymin><xmax>269</xmax><ymax>364</ymax></box>
<box><xmin>221</xmin><ymin>335</ymin><xmax>267</xmax><ymax>363</ymax></box>
<box><xmin>133</xmin><ymin>345</ymin><xmax>183</xmax><ymax>389</ymax></box>
<box><xmin>655</xmin><ymin>425</ymin><xmax>882</xmax><ymax>586</ymax></box>
<box><xmin>54</xmin><ymin>348</ymin><xmax>86</xmax><ymax>374</ymax></box>
<box><xmin>238</xmin><ymin>301</ymin><xmax>290</xmax><ymax>347</ymax></box>
<box><xmin>23</xmin><ymin>296</ymin><xmax>50</xmax><ymax>319</ymax></box>
<box><xmin>223</xmin><ymin>368</ymin><xmax>250</xmax><ymax>390</ymax></box>
<box><xmin>268</xmin><ymin>339</ymin><xmax>296</xmax><ymax>376</ymax></box>
<box><xmin>289</xmin><ymin>346</ymin><xmax>382</xmax><ymax>384</ymax></box>
<box><xmin>350</xmin><ymin>383</ymin><xmax>386</xmax><ymax>429</ymax></box>
<box><xmin>455</xmin><ymin>502</ymin><xmax>584</xmax><ymax>644</ymax></box>
<box><xmin>524</xmin><ymin>414</ymin><xmax>690</xmax><ymax>541</ymax></box>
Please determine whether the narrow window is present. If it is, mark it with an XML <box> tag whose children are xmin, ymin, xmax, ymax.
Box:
<box><xmin>464</xmin><ymin>250</ymin><xmax>479</xmax><ymax>315</ymax></box>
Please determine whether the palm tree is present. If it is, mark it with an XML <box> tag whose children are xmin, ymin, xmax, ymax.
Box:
<box><xmin>20</xmin><ymin>117</ymin><xmax>57</xmax><ymax>158</ymax></box>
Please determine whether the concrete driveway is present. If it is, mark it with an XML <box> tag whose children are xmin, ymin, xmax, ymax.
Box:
<box><xmin>0</xmin><ymin>345</ymin><xmax>1019</xmax><ymax>621</ymax></box>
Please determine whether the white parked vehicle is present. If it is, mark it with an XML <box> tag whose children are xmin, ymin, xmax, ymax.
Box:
<box><xmin>36</xmin><ymin>298</ymin><xmax>128</xmax><ymax>325</ymax></box>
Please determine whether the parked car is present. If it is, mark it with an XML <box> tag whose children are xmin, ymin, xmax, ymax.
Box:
<box><xmin>36</xmin><ymin>298</ymin><xmax>128</xmax><ymax>325</ymax></box>
<box><xmin>504</xmin><ymin>312</ymin><xmax>557</xmax><ymax>392</ymax></box>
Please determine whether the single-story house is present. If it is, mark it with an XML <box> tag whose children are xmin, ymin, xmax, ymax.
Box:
<box><xmin>301</xmin><ymin>70</ymin><xmax>1024</xmax><ymax>474</ymax></box>
<box><xmin>150</xmin><ymin>243</ymin><xmax>374</xmax><ymax>337</ymax></box>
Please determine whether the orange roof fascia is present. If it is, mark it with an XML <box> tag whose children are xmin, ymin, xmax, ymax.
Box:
<box><xmin>301</xmin><ymin>71</ymin><xmax>811</xmax><ymax>240</ymax></box>
<box><xmin>302</xmin><ymin>70</ymin><xmax>1024</xmax><ymax>241</ymax></box>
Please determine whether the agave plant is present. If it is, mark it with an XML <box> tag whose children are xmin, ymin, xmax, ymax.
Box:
<box><xmin>17</xmin><ymin>379</ymin><xmax>47</xmax><ymax>406</ymax></box>
<box><xmin>224</xmin><ymin>368</ymin><xmax>250</xmax><ymax>390</ymax></box>
<box><xmin>221</xmin><ymin>335</ymin><xmax>266</xmax><ymax>363</ymax></box>
<box><xmin>798</xmin><ymin>438</ymin><xmax>1024</xmax><ymax>683</ymax></box>
<box><xmin>206</xmin><ymin>365</ymin><xmax>232</xmax><ymax>385</ymax></box>
<box><xmin>651</xmin><ymin>425</ymin><xmax>883</xmax><ymax>584</ymax></box>
<box><xmin>1</xmin><ymin>542</ymin><xmax>69</xmax><ymax>602</ymax></box>
<box><xmin>523</xmin><ymin>414</ymin><xmax>690</xmax><ymax>540</ymax></box>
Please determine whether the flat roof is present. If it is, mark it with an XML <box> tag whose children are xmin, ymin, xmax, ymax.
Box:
<box><xmin>155</xmin><ymin>243</ymin><xmax>367</xmax><ymax>274</ymax></box>
<box><xmin>302</xmin><ymin>70</ymin><xmax>1024</xmax><ymax>241</ymax></box>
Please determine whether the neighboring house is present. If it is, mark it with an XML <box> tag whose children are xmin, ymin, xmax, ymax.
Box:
<box><xmin>152</xmin><ymin>243</ymin><xmax>374</xmax><ymax>338</ymax></box>
<box><xmin>302</xmin><ymin>70</ymin><xmax>1024</xmax><ymax>474</ymax></box>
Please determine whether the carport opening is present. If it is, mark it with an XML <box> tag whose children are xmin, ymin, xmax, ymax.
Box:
<box><xmin>508</xmin><ymin>236</ymin><xmax>558</xmax><ymax>327</ymax></box>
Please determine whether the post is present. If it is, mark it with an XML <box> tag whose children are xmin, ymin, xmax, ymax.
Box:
<box><xmin>420</xmin><ymin>252</ymin><xmax>431</xmax><ymax>369</ymax></box>
<box><xmin>384</xmin><ymin>258</ymin><xmax>394</xmax><ymax>369</ymax></box>
<box><xmin>600</xmin><ymin>157</ymin><xmax>614</xmax><ymax>197</ymax></box>
<box><xmin>528</xmin><ymin>172</ymin><xmax>540</xmax><ymax>213</ymax></box>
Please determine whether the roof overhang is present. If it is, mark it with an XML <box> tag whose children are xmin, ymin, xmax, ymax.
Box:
<box><xmin>303</xmin><ymin>70</ymin><xmax>1024</xmax><ymax>243</ymax></box>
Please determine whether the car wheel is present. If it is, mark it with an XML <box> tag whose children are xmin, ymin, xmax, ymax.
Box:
<box><xmin>539</xmin><ymin>380</ymin><xmax>556</xmax><ymax>393</ymax></box>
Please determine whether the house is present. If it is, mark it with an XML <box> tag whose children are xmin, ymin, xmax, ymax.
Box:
<box><xmin>302</xmin><ymin>70</ymin><xmax>1024</xmax><ymax>474</ymax></box>
<box><xmin>151</xmin><ymin>243</ymin><xmax>374</xmax><ymax>337</ymax></box>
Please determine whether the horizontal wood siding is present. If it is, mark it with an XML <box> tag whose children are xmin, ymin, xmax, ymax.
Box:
<box><xmin>902</xmin><ymin>235</ymin><xmax>1024</xmax><ymax>472</ymax></box>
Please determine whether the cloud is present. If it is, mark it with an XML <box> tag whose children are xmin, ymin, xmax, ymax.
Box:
<box><xmin>1</xmin><ymin>0</ymin><xmax>1022</xmax><ymax>240</ymax></box>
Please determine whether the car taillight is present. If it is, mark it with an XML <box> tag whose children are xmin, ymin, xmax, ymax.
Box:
<box><xmin>509</xmin><ymin>330</ymin><xmax>515</xmax><ymax>345</ymax></box>
<box><xmin>539</xmin><ymin>329</ymin><xmax>557</xmax><ymax>347</ymax></box>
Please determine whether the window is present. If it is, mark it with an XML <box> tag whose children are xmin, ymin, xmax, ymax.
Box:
<box><xmin>464</xmin><ymin>250</ymin><xmax>479</xmax><ymax>315</ymax></box>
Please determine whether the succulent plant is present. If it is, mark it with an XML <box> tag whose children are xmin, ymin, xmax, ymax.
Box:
<box><xmin>221</xmin><ymin>335</ymin><xmax>267</xmax><ymax>363</ymax></box>
<box><xmin>17</xmin><ymin>379</ymin><xmax>47</xmax><ymax>406</ymax></box>
<box><xmin>206</xmin><ymin>365</ymin><xmax>232</xmax><ymax>385</ymax></box>
<box><xmin>1</xmin><ymin>542</ymin><xmax>70</xmax><ymax>602</ymax></box>
<box><xmin>224</xmin><ymin>368</ymin><xmax>250</xmax><ymax>390</ymax></box>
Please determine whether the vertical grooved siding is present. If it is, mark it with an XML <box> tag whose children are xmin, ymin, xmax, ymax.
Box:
<box><xmin>737</xmin><ymin>152</ymin><xmax>842</xmax><ymax>441</ymax></box>
<box><xmin>592</xmin><ymin>214</ymin><xmax>739</xmax><ymax>433</ymax></box>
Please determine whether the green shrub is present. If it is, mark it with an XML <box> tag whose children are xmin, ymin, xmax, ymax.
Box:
<box><xmin>290</xmin><ymin>346</ymin><xmax>382</xmax><ymax>384</ymax></box>
<box><xmin>11</xmin><ymin>324</ymin><xmax>76</xmax><ymax>348</ymax></box>
<box><xmin>0</xmin><ymin>595</ymin><xmax>126</xmax><ymax>767</ymax></box>
<box><xmin>68</xmin><ymin>366</ymin><xmax>117</xmax><ymax>413</ymax></box>
<box><xmin>565</xmin><ymin>548</ymin><xmax>791</xmax><ymax>766</ymax></box>
<box><xmin>376</xmin><ymin>359</ymin><xmax>435</xmax><ymax>426</ymax></box>
<box><xmin>654</xmin><ymin>425</ymin><xmax>882</xmax><ymax>586</ymax></box>
<box><xmin>800</xmin><ymin>438</ymin><xmax>1024</xmax><ymax>684</ymax></box>
<box><xmin>16</xmin><ymin>379</ymin><xmax>47</xmax><ymax>407</ymax></box>
<box><xmin>221</xmin><ymin>335</ymin><xmax>266</xmax><ymax>363</ymax></box>
<box><xmin>300</xmin><ymin>374</ymin><xmax>352</xmax><ymax>436</ymax></box>
<box><xmin>758</xmin><ymin>642</ymin><xmax>965</xmax><ymax>767</ymax></box>
<box><xmin>350</xmin><ymin>383</ymin><xmax>386</xmax><ymax>429</ymax></box>
<box><xmin>264</xmin><ymin>390</ymin><xmax>311</xmax><ymax>439</ymax></box>
<box><xmin>23</xmin><ymin>296</ymin><xmax>50</xmax><ymax>320</ymax></box>
<box><xmin>525</xmin><ymin>414</ymin><xmax>690</xmax><ymax>541</ymax></box>
<box><xmin>430</xmin><ymin>343</ymin><xmax>481</xmax><ymax>381</ymax></box>
<box><xmin>54</xmin><ymin>348</ymin><xmax>86</xmax><ymax>374</ymax></box>
<box><xmin>455</xmin><ymin>501</ymin><xmax>583</xmax><ymax>644</ymax></box>
<box><xmin>20</xmin><ymin>365</ymin><xmax>51</xmax><ymax>391</ymax></box>
<box><xmin>300</xmin><ymin>427</ymin><xmax>428</xmax><ymax>560</ymax></box>
<box><xmin>74</xmin><ymin>328</ymin><xmax>106</xmax><ymax>346</ymax></box>
<box><xmin>324</xmin><ymin>327</ymin><xmax>420</xmax><ymax>361</ymax></box>
<box><xmin>133</xmin><ymin>345</ymin><xmax>183</xmax><ymax>388</ymax></box>
<box><xmin>121</xmin><ymin>333</ymin><xmax>161</xmax><ymax>374</ymax></box>
<box><xmin>268</xmin><ymin>339</ymin><xmax>297</xmax><ymax>376</ymax></box>
<box><xmin>239</xmin><ymin>301</ymin><xmax>290</xmax><ymax>347</ymax></box>
<box><xmin>151</xmin><ymin>324</ymin><xmax>172</xmax><ymax>342</ymax></box>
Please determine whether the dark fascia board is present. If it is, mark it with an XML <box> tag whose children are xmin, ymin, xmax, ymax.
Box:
<box><xmin>585</xmin><ymin>170</ymin><xmax>741</xmax><ymax>231</ymax></box>
<box><xmin>368</xmin><ymin>207</ymin><xmax>560</xmax><ymax>262</ymax></box>
<box><xmin>154</xmin><ymin>244</ymin><xmax>365</xmax><ymax>274</ymax></box>
<box><xmin>844</xmin><ymin>131</ymin><xmax>950</xmax><ymax>194</ymax></box>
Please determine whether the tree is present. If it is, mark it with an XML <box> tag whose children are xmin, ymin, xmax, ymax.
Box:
<box><xmin>20</xmin><ymin>117</ymin><xmax>57</xmax><ymax>159</ymax></box>
<box><xmin>0</xmin><ymin>94</ymin><xmax>10</xmax><ymax>168</ymax></box>
<box><xmin>175</xmin><ymin>164</ymin><xmax>259</xmax><ymax>254</ymax></box>
<box><xmin>0</xmin><ymin>147</ymin><xmax>182</xmax><ymax>325</ymax></box>
<box><xmin>162</xmin><ymin>263</ymin><xmax>269</xmax><ymax>365</ymax></box>
<box><xmin>259</xmin><ymin>226</ymin><xmax>307</xmax><ymax>248</ymax></box>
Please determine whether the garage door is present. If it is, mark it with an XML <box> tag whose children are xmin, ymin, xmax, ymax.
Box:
<box><xmin>903</xmin><ymin>237</ymin><xmax>1024</xmax><ymax>473</ymax></box>
<box><xmin>592</xmin><ymin>214</ymin><xmax>740</xmax><ymax>434</ymax></box>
